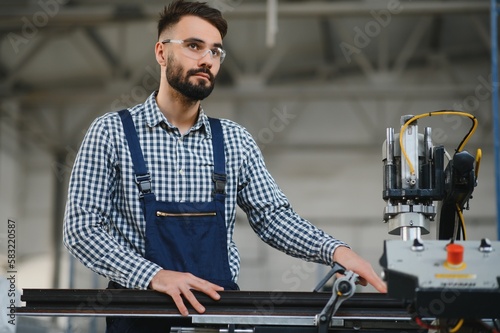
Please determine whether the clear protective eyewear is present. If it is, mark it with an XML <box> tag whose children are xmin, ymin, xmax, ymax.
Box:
<box><xmin>162</xmin><ymin>39</ymin><xmax>226</xmax><ymax>64</ymax></box>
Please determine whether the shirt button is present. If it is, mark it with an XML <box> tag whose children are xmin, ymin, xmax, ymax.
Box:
<box><xmin>179</xmin><ymin>169</ymin><xmax>184</xmax><ymax>175</ymax></box>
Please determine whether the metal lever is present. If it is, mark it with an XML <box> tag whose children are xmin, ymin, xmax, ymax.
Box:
<box><xmin>313</xmin><ymin>262</ymin><xmax>346</xmax><ymax>292</ymax></box>
<box><xmin>315</xmin><ymin>268</ymin><xmax>359</xmax><ymax>333</ymax></box>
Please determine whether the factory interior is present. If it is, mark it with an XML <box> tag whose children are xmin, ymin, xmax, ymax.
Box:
<box><xmin>0</xmin><ymin>0</ymin><xmax>499</xmax><ymax>332</ymax></box>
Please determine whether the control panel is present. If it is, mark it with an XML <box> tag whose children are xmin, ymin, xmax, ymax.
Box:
<box><xmin>380</xmin><ymin>238</ymin><xmax>500</xmax><ymax>318</ymax></box>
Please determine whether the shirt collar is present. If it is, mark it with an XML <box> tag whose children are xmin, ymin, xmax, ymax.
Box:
<box><xmin>144</xmin><ymin>91</ymin><xmax>211</xmax><ymax>137</ymax></box>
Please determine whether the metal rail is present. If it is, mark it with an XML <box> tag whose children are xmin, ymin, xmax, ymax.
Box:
<box><xmin>18</xmin><ymin>290</ymin><xmax>418</xmax><ymax>331</ymax></box>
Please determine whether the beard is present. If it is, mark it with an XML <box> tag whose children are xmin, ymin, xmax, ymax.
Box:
<box><xmin>166</xmin><ymin>54</ymin><xmax>216</xmax><ymax>101</ymax></box>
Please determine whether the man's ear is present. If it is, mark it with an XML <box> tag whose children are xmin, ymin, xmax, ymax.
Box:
<box><xmin>155</xmin><ymin>42</ymin><xmax>167</xmax><ymax>66</ymax></box>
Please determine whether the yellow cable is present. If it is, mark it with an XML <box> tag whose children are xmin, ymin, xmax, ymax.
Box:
<box><xmin>398</xmin><ymin>111</ymin><xmax>477</xmax><ymax>242</ymax></box>
<box><xmin>456</xmin><ymin>203</ymin><xmax>467</xmax><ymax>241</ymax></box>
<box><xmin>399</xmin><ymin>111</ymin><xmax>478</xmax><ymax>177</ymax></box>
<box><xmin>475</xmin><ymin>148</ymin><xmax>482</xmax><ymax>180</ymax></box>
<box><xmin>449</xmin><ymin>318</ymin><xmax>464</xmax><ymax>332</ymax></box>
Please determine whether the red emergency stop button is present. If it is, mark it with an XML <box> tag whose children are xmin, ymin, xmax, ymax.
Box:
<box><xmin>444</xmin><ymin>243</ymin><xmax>466</xmax><ymax>270</ymax></box>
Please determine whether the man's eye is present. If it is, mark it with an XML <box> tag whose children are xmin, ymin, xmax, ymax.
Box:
<box><xmin>211</xmin><ymin>48</ymin><xmax>221</xmax><ymax>56</ymax></box>
<box><xmin>187</xmin><ymin>42</ymin><xmax>201</xmax><ymax>50</ymax></box>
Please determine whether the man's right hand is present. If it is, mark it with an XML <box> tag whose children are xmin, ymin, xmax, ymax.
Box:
<box><xmin>149</xmin><ymin>270</ymin><xmax>224</xmax><ymax>316</ymax></box>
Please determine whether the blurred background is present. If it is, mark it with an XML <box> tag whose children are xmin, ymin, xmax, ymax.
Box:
<box><xmin>0</xmin><ymin>0</ymin><xmax>498</xmax><ymax>332</ymax></box>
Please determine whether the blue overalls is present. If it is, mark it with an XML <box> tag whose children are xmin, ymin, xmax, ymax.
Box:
<box><xmin>106</xmin><ymin>110</ymin><xmax>238</xmax><ymax>333</ymax></box>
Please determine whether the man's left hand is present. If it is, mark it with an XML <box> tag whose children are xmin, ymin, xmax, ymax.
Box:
<box><xmin>332</xmin><ymin>246</ymin><xmax>387</xmax><ymax>293</ymax></box>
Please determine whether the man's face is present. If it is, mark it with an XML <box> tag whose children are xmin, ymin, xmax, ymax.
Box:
<box><xmin>165</xmin><ymin>51</ymin><xmax>215</xmax><ymax>101</ymax></box>
<box><xmin>162</xmin><ymin>16</ymin><xmax>223</xmax><ymax>101</ymax></box>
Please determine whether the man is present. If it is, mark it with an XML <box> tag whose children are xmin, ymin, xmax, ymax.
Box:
<box><xmin>63</xmin><ymin>1</ymin><xmax>386</xmax><ymax>332</ymax></box>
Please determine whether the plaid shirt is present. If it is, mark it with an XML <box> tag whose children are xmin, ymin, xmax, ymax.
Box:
<box><xmin>63</xmin><ymin>92</ymin><xmax>347</xmax><ymax>289</ymax></box>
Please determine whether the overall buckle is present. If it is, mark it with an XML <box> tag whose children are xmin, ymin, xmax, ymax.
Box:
<box><xmin>135</xmin><ymin>173</ymin><xmax>152</xmax><ymax>197</ymax></box>
<box><xmin>212</xmin><ymin>173</ymin><xmax>226</xmax><ymax>195</ymax></box>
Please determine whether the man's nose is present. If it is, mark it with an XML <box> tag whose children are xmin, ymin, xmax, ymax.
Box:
<box><xmin>198</xmin><ymin>50</ymin><xmax>214</xmax><ymax>68</ymax></box>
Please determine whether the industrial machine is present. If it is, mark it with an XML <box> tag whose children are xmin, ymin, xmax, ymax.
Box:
<box><xmin>381</xmin><ymin>111</ymin><xmax>479</xmax><ymax>241</ymax></box>
<box><xmin>379</xmin><ymin>111</ymin><xmax>500</xmax><ymax>332</ymax></box>
<box><xmin>17</xmin><ymin>111</ymin><xmax>500</xmax><ymax>332</ymax></box>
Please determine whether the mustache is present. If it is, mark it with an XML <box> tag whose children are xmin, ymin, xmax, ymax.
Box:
<box><xmin>187</xmin><ymin>68</ymin><xmax>215</xmax><ymax>82</ymax></box>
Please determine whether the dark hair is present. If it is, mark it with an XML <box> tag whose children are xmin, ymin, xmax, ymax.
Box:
<box><xmin>157</xmin><ymin>0</ymin><xmax>228</xmax><ymax>40</ymax></box>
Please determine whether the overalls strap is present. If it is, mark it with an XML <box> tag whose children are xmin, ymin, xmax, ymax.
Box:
<box><xmin>208</xmin><ymin>117</ymin><xmax>226</xmax><ymax>195</ymax></box>
<box><xmin>118</xmin><ymin>110</ymin><xmax>152</xmax><ymax>196</ymax></box>
<box><xmin>118</xmin><ymin>110</ymin><xmax>226</xmax><ymax>199</ymax></box>
<box><xmin>118</xmin><ymin>109</ymin><xmax>226</xmax><ymax>197</ymax></box>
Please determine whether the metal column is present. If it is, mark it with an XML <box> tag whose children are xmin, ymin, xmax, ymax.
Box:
<box><xmin>492</xmin><ymin>0</ymin><xmax>500</xmax><ymax>240</ymax></box>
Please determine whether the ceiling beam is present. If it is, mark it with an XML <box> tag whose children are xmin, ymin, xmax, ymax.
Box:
<box><xmin>7</xmin><ymin>83</ymin><xmax>483</xmax><ymax>105</ymax></box>
<box><xmin>392</xmin><ymin>17</ymin><xmax>434</xmax><ymax>77</ymax></box>
<box><xmin>0</xmin><ymin>2</ymin><xmax>489</xmax><ymax>31</ymax></box>
<box><xmin>82</xmin><ymin>27</ymin><xmax>128</xmax><ymax>78</ymax></box>
<box><xmin>223</xmin><ymin>1</ymin><xmax>490</xmax><ymax>17</ymax></box>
